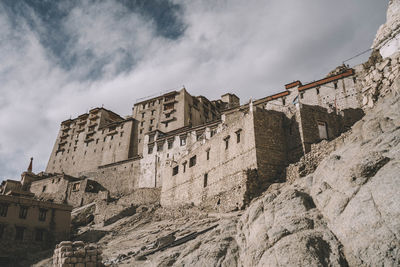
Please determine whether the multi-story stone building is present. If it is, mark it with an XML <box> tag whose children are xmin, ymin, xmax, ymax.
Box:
<box><xmin>32</xmin><ymin>66</ymin><xmax>365</xmax><ymax>210</ymax></box>
<box><xmin>0</xmin><ymin>166</ymin><xmax>72</xmax><ymax>264</ymax></box>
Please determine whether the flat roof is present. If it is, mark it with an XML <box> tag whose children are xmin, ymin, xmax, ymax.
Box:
<box><xmin>298</xmin><ymin>69</ymin><xmax>354</xmax><ymax>92</ymax></box>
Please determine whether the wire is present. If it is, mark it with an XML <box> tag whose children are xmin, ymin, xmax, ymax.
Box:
<box><xmin>342</xmin><ymin>48</ymin><xmax>372</xmax><ymax>64</ymax></box>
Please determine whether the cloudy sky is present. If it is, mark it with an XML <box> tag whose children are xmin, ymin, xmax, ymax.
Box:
<box><xmin>0</xmin><ymin>0</ymin><xmax>388</xmax><ymax>180</ymax></box>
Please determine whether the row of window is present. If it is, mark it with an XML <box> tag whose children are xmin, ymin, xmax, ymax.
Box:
<box><xmin>299</xmin><ymin>78</ymin><xmax>356</xmax><ymax>99</ymax></box>
<box><xmin>0</xmin><ymin>224</ymin><xmax>46</xmax><ymax>242</ymax></box>
<box><xmin>147</xmin><ymin>127</ymin><xmax>222</xmax><ymax>154</ymax></box>
<box><xmin>171</xmin><ymin>129</ymin><xmax>242</xmax><ymax>176</ymax></box>
<box><xmin>0</xmin><ymin>204</ymin><xmax>47</xmax><ymax>221</ymax></box>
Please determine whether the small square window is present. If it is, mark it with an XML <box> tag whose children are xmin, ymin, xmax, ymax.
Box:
<box><xmin>203</xmin><ymin>173</ymin><xmax>208</xmax><ymax>187</ymax></box>
<box><xmin>183</xmin><ymin>161</ymin><xmax>187</xmax><ymax>172</ymax></box>
<box><xmin>224</xmin><ymin>136</ymin><xmax>230</xmax><ymax>149</ymax></box>
<box><xmin>19</xmin><ymin>206</ymin><xmax>28</xmax><ymax>219</ymax></box>
<box><xmin>189</xmin><ymin>155</ymin><xmax>196</xmax><ymax>167</ymax></box>
<box><xmin>0</xmin><ymin>204</ymin><xmax>8</xmax><ymax>217</ymax></box>
<box><xmin>38</xmin><ymin>209</ymin><xmax>47</xmax><ymax>221</ymax></box>
<box><xmin>0</xmin><ymin>224</ymin><xmax>5</xmax><ymax>239</ymax></box>
<box><xmin>35</xmin><ymin>229</ymin><xmax>45</xmax><ymax>241</ymax></box>
<box><xmin>168</xmin><ymin>140</ymin><xmax>173</xmax><ymax>149</ymax></box>
<box><xmin>235</xmin><ymin>130</ymin><xmax>242</xmax><ymax>143</ymax></box>
<box><xmin>172</xmin><ymin>166</ymin><xmax>179</xmax><ymax>176</ymax></box>
<box><xmin>148</xmin><ymin>145</ymin><xmax>154</xmax><ymax>154</ymax></box>
<box><xmin>72</xmin><ymin>183</ymin><xmax>80</xmax><ymax>191</ymax></box>
<box><xmin>15</xmin><ymin>226</ymin><xmax>25</xmax><ymax>241</ymax></box>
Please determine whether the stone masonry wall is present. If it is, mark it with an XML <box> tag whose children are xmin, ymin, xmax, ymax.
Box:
<box><xmin>160</xmin><ymin>109</ymin><xmax>257</xmax><ymax>212</ymax></box>
<box><xmin>53</xmin><ymin>241</ymin><xmax>103</xmax><ymax>267</ymax></box>
<box><xmin>46</xmin><ymin>114</ymin><xmax>135</xmax><ymax>177</ymax></box>
<box><xmin>360</xmin><ymin>51</ymin><xmax>400</xmax><ymax>109</ymax></box>
<box><xmin>81</xmin><ymin>158</ymin><xmax>141</xmax><ymax>196</ymax></box>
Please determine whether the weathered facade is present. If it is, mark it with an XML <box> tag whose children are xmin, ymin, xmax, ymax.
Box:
<box><xmin>161</xmin><ymin>106</ymin><xmax>287</xmax><ymax>211</ymax></box>
<box><xmin>34</xmin><ymin>65</ymin><xmax>366</xmax><ymax>210</ymax></box>
<box><xmin>0</xmin><ymin>194</ymin><xmax>72</xmax><ymax>263</ymax></box>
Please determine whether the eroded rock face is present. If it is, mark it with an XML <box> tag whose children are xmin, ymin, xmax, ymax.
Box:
<box><xmin>237</xmin><ymin>181</ymin><xmax>348</xmax><ymax>267</ymax></box>
<box><xmin>310</xmin><ymin>84</ymin><xmax>400</xmax><ymax>266</ymax></box>
<box><xmin>373</xmin><ymin>0</ymin><xmax>400</xmax><ymax>49</ymax></box>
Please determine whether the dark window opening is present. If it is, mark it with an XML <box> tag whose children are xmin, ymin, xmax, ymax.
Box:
<box><xmin>38</xmin><ymin>209</ymin><xmax>47</xmax><ymax>221</ymax></box>
<box><xmin>19</xmin><ymin>206</ymin><xmax>28</xmax><ymax>219</ymax></box>
<box><xmin>183</xmin><ymin>161</ymin><xmax>187</xmax><ymax>172</ymax></box>
<box><xmin>210</xmin><ymin>129</ymin><xmax>216</xmax><ymax>137</ymax></box>
<box><xmin>168</xmin><ymin>140</ymin><xmax>173</xmax><ymax>149</ymax></box>
<box><xmin>149</xmin><ymin>134</ymin><xmax>155</xmax><ymax>142</ymax></box>
<box><xmin>189</xmin><ymin>155</ymin><xmax>197</xmax><ymax>167</ymax></box>
<box><xmin>0</xmin><ymin>224</ymin><xmax>5</xmax><ymax>239</ymax></box>
<box><xmin>282</xmin><ymin>98</ymin><xmax>286</xmax><ymax>105</ymax></box>
<box><xmin>203</xmin><ymin>173</ymin><xmax>208</xmax><ymax>187</ymax></box>
<box><xmin>148</xmin><ymin>145</ymin><xmax>154</xmax><ymax>154</ymax></box>
<box><xmin>224</xmin><ymin>136</ymin><xmax>230</xmax><ymax>149</ymax></box>
<box><xmin>141</xmin><ymin>112</ymin><xmax>145</xmax><ymax>118</ymax></box>
<box><xmin>42</xmin><ymin>186</ymin><xmax>46</xmax><ymax>192</ymax></box>
<box><xmin>164</xmin><ymin>103</ymin><xmax>174</xmax><ymax>110</ymax></box>
<box><xmin>35</xmin><ymin>229</ymin><xmax>45</xmax><ymax>241</ymax></box>
<box><xmin>235</xmin><ymin>130</ymin><xmax>242</xmax><ymax>143</ymax></box>
<box><xmin>353</xmin><ymin>77</ymin><xmax>357</xmax><ymax>83</ymax></box>
<box><xmin>157</xmin><ymin>143</ymin><xmax>163</xmax><ymax>152</ymax></box>
<box><xmin>300</xmin><ymin>92</ymin><xmax>304</xmax><ymax>99</ymax></box>
<box><xmin>172</xmin><ymin>166</ymin><xmax>179</xmax><ymax>176</ymax></box>
<box><xmin>316</xmin><ymin>87</ymin><xmax>320</xmax><ymax>95</ymax></box>
<box><xmin>334</xmin><ymin>82</ymin><xmax>338</xmax><ymax>89</ymax></box>
<box><xmin>206</xmin><ymin>149</ymin><xmax>210</xmax><ymax>160</ymax></box>
<box><xmin>0</xmin><ymin>204</ymin><xmax>8</xmax><ymax>217</ymax></box>
<box><xmin>15</xmin><ymin>227</ymin><xmax>24</xmax><ymax>241</ymax></box>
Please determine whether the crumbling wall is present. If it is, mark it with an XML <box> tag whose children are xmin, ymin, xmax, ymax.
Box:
<box><xmin>81</xmin><ymin>158</ymin><xmax>141</xmax><ymax>196</ymax></box>
<box><xmin>93</xmin><ymin>188</ymin><xmax>160</xmax><ymax>224</ymax></box>
<box><xmin>360</xmin><ymin>51</ymin><xmax>400</xmax><ymax>109</ymax></box>
<box><xmin>53</xmin><ymin>241</ymin><xmax>103</xmax><ymax>267</ymax></box>
<box><xmin>285</xmin><ymin>131</ymin><xmax>351</xmax><ymax>182</ymax></box>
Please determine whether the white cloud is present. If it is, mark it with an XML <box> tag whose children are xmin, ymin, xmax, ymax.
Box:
<box><xmin>0</xmin><ymin>0</ymin><xmax>387</xmax><ymax>180</ymax></box>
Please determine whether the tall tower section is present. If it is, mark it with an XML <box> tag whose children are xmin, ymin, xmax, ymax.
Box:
<box><xmin>132</xmin><ymin>88</ymin><xmax>235</xmax><ymax>154</ymax></box>
<box><xmin>46</xmin><ymin>108</ymin><xmax>137</xmax><ymax>177</ymax></box>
